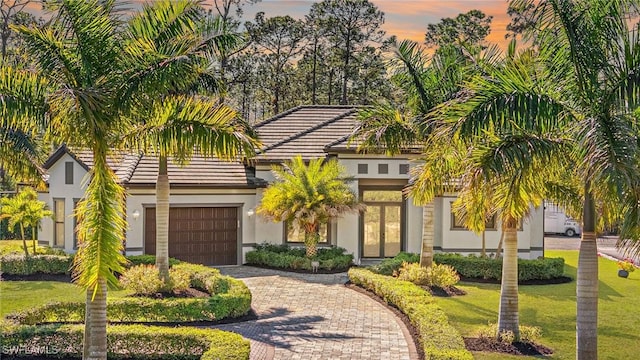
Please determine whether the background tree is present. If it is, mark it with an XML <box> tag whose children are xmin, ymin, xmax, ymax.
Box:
<box><xmin>424</xmin><ymin>9</ymin><xmax>492</xmax><ymax>49</ymax></box>
<box><xmin>257</xmin><ymin>156</ymin><xmax>363</xmax><ymax>258</ymax></box>
<box><xmin>246</xmin><ymin>13</ymin><xmax>305</xmax><ymax>114</ymax></box>
<box><xmin>309</xmin><ymin>0</ymin><xmax>385</xmax><ymax>105</ymax></box>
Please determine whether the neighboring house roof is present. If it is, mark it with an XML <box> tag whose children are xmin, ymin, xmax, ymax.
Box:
<box><xmin>254</xmin><ymin>105</ymin><xmax>359</xmax><ymax>162</ymax></box>
<box><xmin>42</xmin><ymin>145</ymin><xmax>265</xmax><ymax>188</ymax></box>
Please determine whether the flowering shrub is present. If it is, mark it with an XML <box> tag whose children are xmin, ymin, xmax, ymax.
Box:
<box><xmin>617</xmin><ymin>258</ymin><xmax>636</xmax><ymax>273</ymax></box>
<box><xmin>397</xmin><ymin>262</ymin><xmax>460</xmax><ymax>288</ymax></box>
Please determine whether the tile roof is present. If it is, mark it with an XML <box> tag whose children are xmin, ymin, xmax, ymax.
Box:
<box><xmin>255</xmin><ymin>105</ymin><xmax>359</xmax><ymax>162</ymax></box>
<box><xmin>42</xmin><ymin>145</ymin><xmax>265</xmax><ymax>188</ymax></box>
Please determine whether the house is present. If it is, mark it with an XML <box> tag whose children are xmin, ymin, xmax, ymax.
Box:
<box><xmin>37</xmin><ymin>105</ymin><xmax>544</xmax><ymax>265</ymax></box>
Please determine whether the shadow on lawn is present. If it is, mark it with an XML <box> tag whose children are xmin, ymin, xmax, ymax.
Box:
<box><xmin>212</xmin><ymin>307</ymin><xmax>355</xmax><ymax>349</ymax></box>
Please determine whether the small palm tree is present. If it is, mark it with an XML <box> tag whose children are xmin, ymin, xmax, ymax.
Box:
<box><xmin>257</xmin><ymin>156</ymin><xmax>363</xmax><ymax>258</ymax></box>
<box><xmin>0</xmin><ymin>187</ymin><xmax>51</xmax><ymax>256</ymax></box>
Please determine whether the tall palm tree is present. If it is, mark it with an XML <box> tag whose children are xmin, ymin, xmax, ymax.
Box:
<box><xmin>2</xmin><ymin>1</ymin><xmax>258</xmax><ymax>359</ymax></box>
<box><xmin>442</xmin><ymin>1</ymin><xmax>640</xmax><ymax>356</ymax></box>
<box><xmin>352</xmin><ymin>39</ymin><xmax>496</xmax><ymax>266</ymax></box>
<box><xmin>122</xmin><ymin>1</ymin><xmax>257</xmax><ymax>283</ymax></box>
<box><xmin>257</xmin><ymin>156</ymin><xmax>363</xmax><ymax>258</ymax></box>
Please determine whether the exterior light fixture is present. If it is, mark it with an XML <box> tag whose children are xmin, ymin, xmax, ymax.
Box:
<box><xmin>132</xmin><ymin>210</ymin><xmax>140</xmax><ymax>220</ymax></box>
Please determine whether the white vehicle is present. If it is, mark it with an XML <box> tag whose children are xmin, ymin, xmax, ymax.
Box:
<box><xmin>544</xmin><ymin>202</ymin><xmax>582</xmax><ymax>237</ymax></box>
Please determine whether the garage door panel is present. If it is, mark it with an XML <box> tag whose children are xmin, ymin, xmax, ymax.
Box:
<box><xmin>144</xmin><ymin>207</ymin><xmax>238</xmax><ymax>266</ymax></box>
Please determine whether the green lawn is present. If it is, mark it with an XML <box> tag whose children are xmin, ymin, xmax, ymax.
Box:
<box><xmin>435</xmin><ymin>250</ymin><xmax>640</xmax><ymax>359</ymax></box>
<box><xmin>0</xmin><ymin>281</ymin><xmax>131</xmax><ymax>317</ymax></box>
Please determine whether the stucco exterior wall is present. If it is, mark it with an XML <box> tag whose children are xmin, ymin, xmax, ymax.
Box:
<box><xmin>41</xmin><ymin>154</ymin><xmax>89</xmax><ymax>252</ymax></box>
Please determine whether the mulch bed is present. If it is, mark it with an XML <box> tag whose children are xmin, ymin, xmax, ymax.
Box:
<box><xmin>425</xmin><ymin>285</ymin><xmax>467</xmax><ymax>297</ymax></box>
<box><xmin>460</xmin><ymin>276</ymin><xmax>573</xmax><ymax>285</ymax></box>
<box><xmin>464</xmin><ymin>337</ymin><xmax>553</xmax><ymax>356</ymax></box>
<box><xmin>1</xmin><ymin>273</ymin><xmax>71</xmax><ymax>282</ymax></box>
<box><xmin>245</xmin><ymin>263</ymin><xmax>351</xmax><ymax>274</ymax></box>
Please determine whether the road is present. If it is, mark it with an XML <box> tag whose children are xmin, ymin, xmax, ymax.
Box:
<box><xmin>545</xmin><ymin>235</ymin><xmax>640</xmax><ymax>264</ymax></box>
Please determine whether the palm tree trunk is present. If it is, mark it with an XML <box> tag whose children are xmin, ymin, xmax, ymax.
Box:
<box><xmin>497</xmin><ymin>220</ymin><xmax>519</xmax><ymax>340</ymax></box>
<box><xmin>32</xmin><ymin>226</ymin><xmax>37</xmax><ymax>254</ymax></box>
<box><xmin>577</xmin><ymin>185</ymin><xmax>598</xmax><ymax>360</ymax></box>
<box><xmin>84</xmin><ymin>279</ymin><xmax>107</xmax><ymax>360</ymax></box>
<box><xmin>420</xmin><ymin>202</ymin><xmax>434</xmax><ymax>267</ymax></box>
<box><xmin>156</xmin><ymin>155</ymin><xmax>170</xmax><ymax>284</ymax></box>
<box><xmin>20</xmin><ymin>224</ymin><xmax>28</xmax><ymax>257</ymax></box>
<box><xmin>481</xmin><ymin>230</ymin><xmax>486</xmax><ymax>257</ymax></box>
<box><xmin>304</xmin><ymin>231</ymin><xmax>319</xmax><ymax>258</ymax></box>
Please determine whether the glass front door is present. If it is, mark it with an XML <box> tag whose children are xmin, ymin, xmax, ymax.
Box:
<box><xmin>362</xmin><ymin>190</ymin><xmax>404</xmax><ymax>258</ymax></box>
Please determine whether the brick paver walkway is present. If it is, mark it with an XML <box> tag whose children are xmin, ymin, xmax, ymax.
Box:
<box><xmin>214</xmin><ymin>266</ymin><xmax>417</xmax><ymax>360</ymax></box>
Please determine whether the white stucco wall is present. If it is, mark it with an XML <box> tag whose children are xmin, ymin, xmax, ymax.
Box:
<box><xmin>42</xmin><ymin>154</ymin><xmax>89</xmax><ymax>252</ymax></box>
<box><xmin>438</xmin><ymin>195</ymin><xmax>543</xmax><ymax>259</ymax></box>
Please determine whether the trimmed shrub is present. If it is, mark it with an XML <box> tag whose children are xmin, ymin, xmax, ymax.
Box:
<box><xmin>0</xmin><ymin>242</ymin><xmax>66</xmax><ymax>256</ymax></box>
<box><xmin>433</xmin><ymin>253</ymin><xmax>565</xmax><ymax>281</ymax></box>
<box><xmin>398</xmin><ymin>262</ymin><xmax>460</xmax><ymax>288</ymax></box>
<box><xmin>125</xmin><ymin>254</ymin><xmax>182</xmax><ymax>268</ymax></box>
<box><xmin>9</xmin><ymin>264</ymin><xmax>252</xmax><ymax>324</ymax></box>
<box><xmin>0</xmin><ymin>323</ymin><xmax>249</xmax><ymax>360</ymax></box>
<box><xmin>477</xmin><ymin>323</ymin><xmax>543</xmax><ymax>344</ymax></box>
<box><xmin>348</xmin><ymin>268</ymin><xmax>473</xmax><ymax>360</ymax></box>
<box><xmin>368</xmin><ymin>252</ymin><xmax>420</xmax><ymax>275</ymax></box>
<box><xmin>119</xmin><ymin>265</ymin><xmax>195</xmax><ymax>295</ymax></box>
<box><xmin>0</xmin><ymin>254</ymin><xmax>72</xmax><ymax>275</ymax></box>
<box><xmin>369</xmin><ymin>252</ymin><xmax>566</xmax><ymax>281</ymax></box>
<box><xmin>245</xmin><ymin>244</ymin><xmax>353</xmax><ymax>271</ymax></box>
<box><xmin>119</xmin><ymin>265</ymin><xmax>165</xmax><ymax>295</ymax></box>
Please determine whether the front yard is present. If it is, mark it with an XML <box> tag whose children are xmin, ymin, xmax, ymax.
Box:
<box><xmin>435</xmin><ymin>250</ymin><xmax>640</xmax><ymax>359</ymax></box>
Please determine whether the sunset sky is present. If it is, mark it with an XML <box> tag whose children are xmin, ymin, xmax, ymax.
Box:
<box><xmin>241</xmin><ymin>0</ymin><xmax>512</xmax><ymax>47</ymax></box>
<box><xmin>25</xmin><ymin>1</ymin><xmax>513</xmax><ymax>48</ymax></box>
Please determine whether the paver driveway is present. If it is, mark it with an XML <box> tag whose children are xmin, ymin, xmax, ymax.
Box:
<box><xmin>214</xmin><ymin>266</ymin><xmax>417</xmax><ymax>360</ymax></box>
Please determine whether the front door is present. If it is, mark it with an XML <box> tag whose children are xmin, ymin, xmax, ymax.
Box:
<box><xmin>361</xmin><ymin>190</ymin><xmax>404</xmax><ymax>258</ymax></box>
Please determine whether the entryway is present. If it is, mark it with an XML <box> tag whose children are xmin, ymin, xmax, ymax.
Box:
<box><xmin>361</xmin><ymin>189</ymin><xmax>404</xmax><ymax>258</ymax></box>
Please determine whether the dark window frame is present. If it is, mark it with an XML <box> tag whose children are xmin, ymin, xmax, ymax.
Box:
<box><xmin>65</xmin><ymin>162</ymin><xmax>74</xmax><ymax>185</ymax></box>
<box><xmin>283</xmin><ymin>221</ymin><xmax>331</xmax><ymax>244</ymax></box>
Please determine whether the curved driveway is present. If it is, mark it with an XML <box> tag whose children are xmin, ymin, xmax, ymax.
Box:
<box><xmin>214</xmin><ymin>267</ymin><xmax>417</xmax><ymax>360</ymax></box>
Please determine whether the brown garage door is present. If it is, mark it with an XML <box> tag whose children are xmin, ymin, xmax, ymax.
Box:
<box><xmin>144</xmin><ymin>207</ymin><xmax>238</xmax><ymax>266</ymax></box>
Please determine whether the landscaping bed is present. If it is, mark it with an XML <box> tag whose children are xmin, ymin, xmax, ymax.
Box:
<box><xmin>348</xmin><ymin>268</ymin><xmax>473</xmax><ymax>360</ymax></box>
<box><xmin>464</xmin><ymin>337</ymin><xmax>553</xmax><ymax>356</ymax></box>
<box><xmin>1</xmin><ymin>323</ymin><xmax>250</xmax><ymax>360</ymax></box>
<box><xmin>6</xmin><ymin>264</ymin><xmax>251</xmax><ymax>324</ymax></box>
<box><xmin>369</xmin><ymin>252</ymin><xmax>570</xmax><ymax>284</ymax></box>
<box><xmin>245</xmin><ymin>244</ymin><xmax>353</xmax><ymax>273</ymax></box>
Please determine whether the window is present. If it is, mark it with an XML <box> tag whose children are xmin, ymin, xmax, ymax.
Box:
<box><xmin>378</xmin><ymin>163</ymin><xmax>388</xmax><ymax>174</ymax></box>
<box><xmin>54</xmin><ymin>199</ymin><xmax>65</xmax><ymax>247</ymax></box>
<box><xmin>450</xmin><ymin>202</ymin><xmax>497</xmax><ymax>230</ymax></box>
<box><xmin>73</xmin><ymin>199</ymin><xmax>79</xmax><ymax>249</ymax></box>
<box><xmin>357</xmin><ymin>164</ymin><xmax>368</xmax><ymax>174</ymax></box>
<box><xmin>399</xmin><ymin>164</ymin><xmax>410</xmax><ymax>175</ymax></box>
<box><xmin>65</xmin><ymin>162</ymin><xmax>74</xmax><ymax>184</ymax></box>
<box><xmin>285</xmin><ymin>222</ymin><xmax>330</xmax><ymax>244</ymax></box>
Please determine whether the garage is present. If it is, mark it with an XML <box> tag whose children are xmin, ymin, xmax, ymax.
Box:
<box><xmin>144</xmin><ymin>206</ymin><xmax>239</xmax><ymax>266</ymax></box>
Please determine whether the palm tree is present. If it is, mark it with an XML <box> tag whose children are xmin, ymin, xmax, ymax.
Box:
<box><xmin>0</xmin><ymin>187</ymin><xmax>51</xmax><ymax>255</ymax></box>
<box><xmin>352</xmin><ymin>39</ymin><xmax>494</xmax><ymax>267</ymax></box>
<box><xmin>257</xmin><ymin>156</ymin><xmax>363</xmax><ymax>258</ymax></box>
<box><xmin>2</xmin><ymin>1</ymin><xmax>257</xmax><ymax>359</ymax></box>
<box><xmin>442</xmin><ymin>1</ymin><xmax>640</xmax><ymax>356</ymax></box>
<box><xmin>122</xmin><ymin>2</ymin><xmax>257</xmax><ymax>282</ymax></box>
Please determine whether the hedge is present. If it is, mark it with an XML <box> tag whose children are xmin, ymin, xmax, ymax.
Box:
<box><xmin>245</xmin><ymin>244</ymin><xmax>353</xmax><ymax>271</ymax></box>
<box><xmin>8</xmin><ymin>264</ymin><xmax>251</xmax><ymax>324</ymax></box>
<box><xmin>433</xmin><ymin>253</ymin><xmax>565</xmax><ymax>281</ymax></box>
<box><xmin>0</xmin><ymin>323</ymin><xmax>249</xmax><ymax>360</ymax></box>
<box><xmin>0</xmin><ymin>254</ymin><xmax>72</xmax><ymax>275</ymax></box>
<box><xmin>1</xmin><ymin>254</ymin><xmax>184</xmax><ymax>276</ymax></box>
<box><xmin>348</xmin><ymin>268</ymin><xmax>473</xmax><ymax>360</ymax></box>
<box><xmin>369</xmin><ymin>252</ymin><xmax>566</xmax><ymax>282</ymax></box>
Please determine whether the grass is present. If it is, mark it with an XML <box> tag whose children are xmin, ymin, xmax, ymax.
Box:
<box><xmin>0</xmin><ymin>240</ymin><xmax>62</xmax><ymax>255</ymax></box>
<box><xmin>0</xmin><ymin>281</ymin><xmax>131</xmax><ymax>317</ymax></box>
<box><xmin>434</xmin><ymin>250</ymin><xmax>640</xmax><ymax>359</ymax></box>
